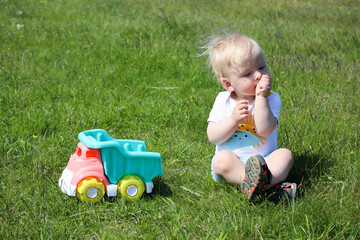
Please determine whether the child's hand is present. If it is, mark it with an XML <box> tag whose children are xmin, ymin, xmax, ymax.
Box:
<box><xmin>256</xmin><ymin>75</ymin><xmax>271</xmax><ymax>97</ymax></box>
<box><xmin>231</xmin><ymin>100</ymin><xmax>249</xmax><ymax>124</ymax></box>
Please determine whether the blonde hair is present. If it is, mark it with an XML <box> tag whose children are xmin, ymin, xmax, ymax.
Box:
<box><xmin>202</xmin><ymin>33</ymin><xmax>261</xmax><ymax>81</ymax></box>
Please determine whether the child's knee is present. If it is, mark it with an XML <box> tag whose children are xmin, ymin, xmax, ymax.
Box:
<box><xmin>283</xmin><ymin>148</ymin><xmax>294</xmax><ymax>164</ymax></box>
<box><xmin>212</xmin><ymin>150</ymin><xmax>236</xmax><ymax>174</ymax></box>
<box><xmin>277</xmin><ymin>148</ymin><xmax>294</xmax><ymax>167</ymax></box>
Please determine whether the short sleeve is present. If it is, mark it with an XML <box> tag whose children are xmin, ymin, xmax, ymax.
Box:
<box><xmin>207</xmin><ymin>92</ymin><xmax>230</xmax><ymax>123</ymax></box>
<box><xmin>268</xmin><ymin>91</ymin><xmax>281</xmax><ymax>124</ymax></box>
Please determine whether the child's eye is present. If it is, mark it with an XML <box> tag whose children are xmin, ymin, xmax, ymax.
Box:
<box><xmin>259</xmin><ymin>65</ymin><xmax>267</xmax><ymax>70</ymax></box>
<box><xmin>244</xmin><ymin>72</ymin><xmax>251</xmax><ymax>77</ymax></box>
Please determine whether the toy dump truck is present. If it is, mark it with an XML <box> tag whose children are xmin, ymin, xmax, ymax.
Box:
<box><xmin>59</xmin><ymin>129</ymin><xmax>163</xmax><ymax>203</ymax></box>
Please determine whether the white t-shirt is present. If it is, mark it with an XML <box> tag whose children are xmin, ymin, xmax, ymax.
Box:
<box><xmin>208</xmin><ymin>91</ymin><xmax>281</xmax><ymax>160</ymax></box>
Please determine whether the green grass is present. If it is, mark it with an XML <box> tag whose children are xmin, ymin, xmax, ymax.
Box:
<box><xmin>1</xmin><ymin>0</ymin><xmax>359</xmax><ymax>238</ymax></box>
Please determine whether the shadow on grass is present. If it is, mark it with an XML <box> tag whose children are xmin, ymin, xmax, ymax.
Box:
<box><xmin>148</xmin><ymin>177</ymin><xmax>173</xmax><ymax>198</ymax></box>
<box><xmin>251</xmin><ymin>151</ymin><xmax>329</xmax><ymax>204</ymax></box>
<box><xmin>286</xmin><ymin>151</ymin><xmax>330</xmax><ymax>198</ymax></box>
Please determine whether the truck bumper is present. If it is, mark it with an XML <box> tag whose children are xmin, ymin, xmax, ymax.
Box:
<box><xmin>59</xmin><ymin>168</ymin><xmax>77</xmax><ymax>196</ymax></box>
<box><xmin>146</xmin><ymin>182</ymin><xmax>154</xmax><ymax>193</ymax></box>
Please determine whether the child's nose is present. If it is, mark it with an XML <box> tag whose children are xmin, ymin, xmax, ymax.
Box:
<box><xmin>254</xmin><ymin>71</ymin><xmax>262</xmax><ymax>81</ymax></box>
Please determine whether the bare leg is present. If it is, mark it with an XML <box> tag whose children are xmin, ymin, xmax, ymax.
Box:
<box><xmin>212</xmin><ymin>150</ymin><xmax>246</xmax><ymax>185</ymax></box>
<box><xmin>266</xmin><ymin>148</ymin><xmax>294</xmax><ymax>187</ymax></box>
<box><xmin>213</xmin><ymin>148</ymin><xmax>293</xmax><ymax>187</ymax></box>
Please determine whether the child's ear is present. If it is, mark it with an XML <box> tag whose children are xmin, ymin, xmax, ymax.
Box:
<box><xmin>221</xmin><ymin>78</ymin><xmax>234</xmax><ymax>92</ymax></box>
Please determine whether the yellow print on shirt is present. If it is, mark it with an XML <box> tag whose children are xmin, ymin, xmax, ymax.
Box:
<box><xmin>226</xmin><ymin>115</ymin><xmax>267</xmax><ymax>150</ymax></box>
<box><xmin>237</xmin><ymin>114</ymin><xmax>267</xmax><ymax>148</ymax></box>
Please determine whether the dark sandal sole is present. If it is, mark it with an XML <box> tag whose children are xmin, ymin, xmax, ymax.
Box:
<box><xmin>241</xmin><ymin>155</ymin><xmax>269</xmax><ymax>200</ymax></box>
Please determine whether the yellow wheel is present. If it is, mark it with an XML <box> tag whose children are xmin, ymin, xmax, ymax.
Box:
<box><xmin>117</xmin><ymin>175</ymin><xmax>145</xmax><ymax>200</ymax></box>
<box><xmin>76</xmin><ymin>177</ymin><xmax>105</xmax><ymax>203</ymax></box>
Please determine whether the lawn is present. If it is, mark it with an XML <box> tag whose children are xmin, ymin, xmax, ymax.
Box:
<box><xmin>1</xmin><ymin>0</ymin><xmax>359</xmax><ymax>239</ymax></box>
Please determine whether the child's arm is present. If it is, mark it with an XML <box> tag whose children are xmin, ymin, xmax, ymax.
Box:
<box><xmin>253</xmin><ymin>75</ymin><xmax>278</xmax><ymax>136</ymax></box>
<box><xmin>207</xmin><ymin>100</ymin><xmax>249</xmax><ymax>145</ymax></box>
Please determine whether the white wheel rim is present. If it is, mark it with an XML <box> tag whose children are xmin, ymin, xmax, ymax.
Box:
<box><xmin>127</xmin><ymin>185</ymin><xmax>138</xmax><ymax>196</ymax></box>
<box><xmin>87</xmin><ymin>187</ymin><xmax>98</xmax><ymax>198</ymax></box>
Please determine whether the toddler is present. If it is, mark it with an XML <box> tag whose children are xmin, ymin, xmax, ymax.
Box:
<box><xmin>205</xmin><ymin>33</ymin><xmax>296</xmax><ymax>200</ymax></box>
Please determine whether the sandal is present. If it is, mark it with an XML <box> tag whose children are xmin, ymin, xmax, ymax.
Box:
<box><xmin>241</xmin><ymin>155</ymin><xmax>270</xmax><ymax>200</ymax></box>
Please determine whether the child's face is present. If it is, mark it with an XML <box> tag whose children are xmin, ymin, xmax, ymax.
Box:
<box><xmin>222</xmin><ymin>45</ymin><xmax>269</xmax><ymax>99</ymax></box>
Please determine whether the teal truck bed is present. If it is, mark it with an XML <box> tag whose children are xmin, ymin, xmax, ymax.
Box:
<box><xmin>78</xmin><ymin>129</ymin><xmax>163</xmax><ymax>186</ymax></box>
